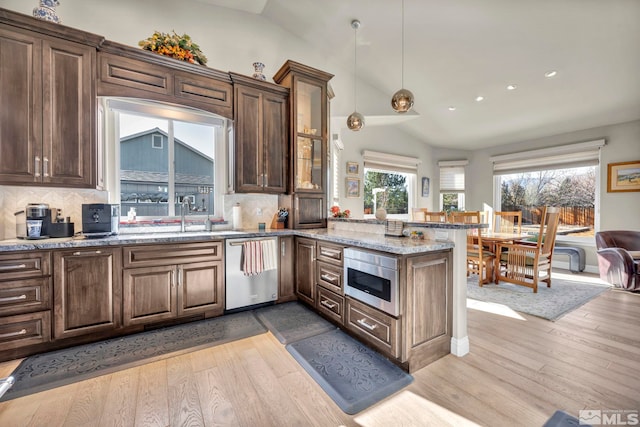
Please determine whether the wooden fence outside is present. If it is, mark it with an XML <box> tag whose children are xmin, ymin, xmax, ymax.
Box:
<box><xmin>520</xmin><ymin>206</ymin><xmax>594</xmax><ymax>227</ymax></box>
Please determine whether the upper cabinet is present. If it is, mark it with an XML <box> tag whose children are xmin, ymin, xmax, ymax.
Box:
<box><xmin>273</xmin><ymin>60</ymin><xmax>333</xmax><ymax>228</ymax></box>
<box><xmin>230</xmin><ymin>73</ymin><xmax>288</xmax><ymax>193</ymax></box>
<box><xmin>0</xmin><ymin>15</ymin><xmax>102</xmax><ymax>187</ymax></box>
<box><xmin>97</xmin><ymin>40</ymin><xmax>233</xmax><ymax>120</ymax></box>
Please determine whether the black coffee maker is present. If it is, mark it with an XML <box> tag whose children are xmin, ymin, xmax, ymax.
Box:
<box><xmin>15</xmin><ymin>203</ymin><xmax>54</xmax><ymax>238</ymax></box>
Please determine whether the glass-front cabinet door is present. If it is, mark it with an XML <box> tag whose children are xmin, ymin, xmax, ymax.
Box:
<box><xmin>295</xmin><ymin>81</ymin><xmax>324</xmax><ymax>192</ymax></box>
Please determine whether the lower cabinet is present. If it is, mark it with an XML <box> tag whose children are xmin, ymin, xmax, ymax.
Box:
<box><xmin>53</xmin><ymin>247</ymin><xmax>122</xmax><ymax>339</ymax></box>
<box><xmin>345</xmin><ymin>296</ymin><xmax>401</xmax><ymax>359</ymax></box>
<box><xmin>0</xmin><ymin>311</ymin><xmax>51</xmax><ymax>351</ymax></box>
<box><xmin>316</xmin><ymin>286</ymin><xmax>344</xmax><ymax>324</ymax></box>
<box><xmin>294</xmin><ymin>237</ymin><xmax>316</xmax><ymax>305</ymax></box>
<box><xmin>122</xmin><ymin>242</ymin><xmax>224</xmax><ymax>326</ymax></box>
<box><xmin>278</xmin><ymin>236</ymin><xmax>296</xmax><ymax>302</ymax></box>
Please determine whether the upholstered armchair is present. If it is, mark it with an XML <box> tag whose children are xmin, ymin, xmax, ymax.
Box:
<box><xmin>595</xmin><ymin>231</ymin><xmax>640</xmax><ymax>291</ymax></box>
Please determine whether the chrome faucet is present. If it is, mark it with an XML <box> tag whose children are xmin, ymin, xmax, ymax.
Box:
<box><xmin>180</xmin><ymin>198</ymin><xmax>191</xmax><ymax>232</ymax></box>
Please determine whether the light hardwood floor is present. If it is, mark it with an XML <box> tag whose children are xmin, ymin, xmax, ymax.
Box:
<box><xmin>0</xmin><ymin>276</ymin><xmax>639</xmax><ymax>427</ymax></box>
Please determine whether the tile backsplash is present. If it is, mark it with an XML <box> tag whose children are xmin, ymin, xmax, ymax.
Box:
<box><xmin>0</xmin><ymin>185</ymin><xmax>108</xmax><ymax>239</ymax></box>
<box><xmin>0</xmin><ymin>187</ymin><xmax>282</xmax><ymax>239</ymax></box>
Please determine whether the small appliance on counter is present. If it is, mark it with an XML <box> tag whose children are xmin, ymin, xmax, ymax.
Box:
<box><xmin>48</xmin><ymin>208</ymin><xmax>75</xmax><ymax>238</ymax></box>
<box><xmin>81</xmin><ymin>204</ymin><xmax>119</xmax><ymax>237</ymax></box>
<box><xmin>14</xmin><ymin>203</ymin><xmax>54</xmax><ymax>239</ymax></box>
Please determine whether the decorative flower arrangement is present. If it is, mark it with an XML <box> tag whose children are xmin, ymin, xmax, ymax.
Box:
<box><xmin>330</xmin><ymin>206</ymin><xmax>351</xmax><ymax>218</ymax></box>
<box><xmin>138</xmin><ymin>31</ymin><xmax>207</xmax><ymax>65</ymax></box>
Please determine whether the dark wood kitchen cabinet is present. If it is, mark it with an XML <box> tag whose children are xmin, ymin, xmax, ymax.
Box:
<box><xmin>294</xmin><ymin>237</ymin><xmax>316</xmax><ymax>305</ymax></box>
<box><xmin>274</xmin><ymin>60</ymin><xmax>333</xmax><ymax>228</ymax></box>
<box><xmin>278</xmin><ymin>236</ymin><xmax>296</xmax><ymax>302</ymax></box>
<box><xmin>53</xmin><ymin>247</ymin><xmax>122</xmax><ymax>339</ymax></box>
<box><xmin>122</xmin><ymin>242</ymin><xmax>224</xmax><ymax>326</ymax></box>
<box><xmin>0</xmin><ymin>16</ymin><xmax>101</xmax><ymax>187</ymax></box>
<box><xmin>0</xmin><ymin>251</ymin><xmax>52</xmax><ymax>352</ymax></box>
<box><xmin>231</xmin><ymin>73</ymin><xmax>288</xmax><ymax>193</ymax></box>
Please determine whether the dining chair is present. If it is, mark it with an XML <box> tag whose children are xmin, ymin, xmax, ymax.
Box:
<box><xmin>493</xmin><ymin>211</ymin><xmax>522</xmax><ymax>234</ymax></box>
<box><xmin>411</xmin><ymin>208</ymin><xmax>429</xmax><ymax>222</ymax></box>
<box><xmin>424</xmin><ymin>211</ymin><xmax>448</xmax><ymax>223</ymax></box>
<box><xmin>494</xmin><ymin>206</ymin><xmax>561</xmax><ymax>292</ymax></box>
<box><xmin>449</xmin><ymin>211</ymin><xmax>495</xmax><ymax>285</ymax></box>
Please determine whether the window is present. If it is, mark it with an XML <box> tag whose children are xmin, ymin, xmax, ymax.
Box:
<box><xmin>152</xmin><ymin>134</ymin><xmax>163</xmax><ymax>149</ymax></box>
<box><xmin>439</xmin><ymin>160</ymin><xmax>467</xmax><ymax>212</ymax></box>
<box><xmin>362</xmin><ymin>151</ymin><xmax>420</xmax><ymax>220</ymax></box>
<box><xmin>104</xmin><ymin>98</ymin><xmax>228</xmax><ymax>219</ymax></box>
<box><xmin>491</xmin><ymin>139</ymin><xmax>604</xmax><ymax>239</ymax></box>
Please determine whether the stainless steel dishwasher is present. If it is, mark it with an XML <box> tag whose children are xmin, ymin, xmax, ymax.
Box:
<box><xmin>225</xmin><ymin>237</ymin><xmax>279</xmax><ymax>311</ymax></box>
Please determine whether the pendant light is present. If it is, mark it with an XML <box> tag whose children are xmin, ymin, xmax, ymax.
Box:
<box><xmin>391</xmin><ymin>0</ymin><xmax>414</xmax><ymax>113</ymax></box>
<box><xmin>347</xmin><ymin>19</ymin><xmax>365</xmax><ymax>131</ymax></box>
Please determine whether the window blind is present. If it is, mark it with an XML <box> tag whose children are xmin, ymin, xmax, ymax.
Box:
<box><xmin>490</xmin><ymin>139</ymin><xmax>605</xmax><ymax>175</ymax></box>
<box><xmin>439</xmin><ymin>160</ymin><xmax>467</xmax><ymax>193</ymax></box>
<box><xmin>362</xmin><ymin>150</ymin><xmax>421</xmax><ymax>174</ymax></box>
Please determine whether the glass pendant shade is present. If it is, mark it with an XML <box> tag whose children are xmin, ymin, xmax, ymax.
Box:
<box><xmin>391</xmin><ymin>88</ymin><xmax>414</xmax><ymax>113</ymax></box>
<box><xmin>347</xmin><ymin>111</ymin><xmax>364</xmax><ymax>131</ymax></box>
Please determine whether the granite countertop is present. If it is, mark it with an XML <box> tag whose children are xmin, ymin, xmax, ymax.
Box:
<box><xmin>0</xmin><ymin>228</ymin><xmax>454</xmax><ymax>255</ymax></box>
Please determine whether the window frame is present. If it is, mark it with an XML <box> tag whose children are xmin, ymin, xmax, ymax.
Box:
<box><xmin>101</xmin><ymin>97</ymin><xmax>228</xmax><ymax>221</ymax></box>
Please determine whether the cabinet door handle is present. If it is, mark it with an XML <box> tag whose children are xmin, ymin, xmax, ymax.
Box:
<box><xmin>357</xmin><ymin>318</ymin><xmax>378</xmax><ymax>331</ymax></box>
<box><xmin>263</xmin><ymin>174</ymin><xmax>268</xmax><ymax>187</ymax></box>
<box><xmin>43</xmin><ymin>157</ymin><xmax>49</xmax><ymax>177</ymax></box>
<box><xmin>177</xmin><ymin>267</ymin><xmax>182</xmax><ymax>287</ymax></box>
<box><xmin>320</xmin><ymin>299</ymin><xmax>337</xmax><ymax>309</ymax></box>
<box><xmin>72</xmin><ymin>250</ymin><xmax>102</xmax><ymax>256</ymax></box>
<box><xmin>0</xmin><ymin>264</ymin><xmax>27</xmax><ymax>271</ymax></box>
<box><xmin>34</xmin><ymin>156</ymin><xmax>41</xmax><ymax>177</ymax></box>
<box><xmin>281</xmin><ymin>241</ymin><xmax>286</xmax><ymax>257</ymax></box>
<box><xmin>0</xmin><ymin>329</ymin><xmax>27</xmax><ymax>339</ymax></box>
<box><xmin>0</xmin><ymin>294</ymin><xmax>27</xmax><ymax>303</ymax></box>
<box><xmin>320</xmin><ymin>273</ymin><xmax>337</xmax><ymax>284</ymax></box>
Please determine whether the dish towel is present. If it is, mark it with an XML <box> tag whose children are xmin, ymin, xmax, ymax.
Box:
<box><xmin>261</xmin><ymin>240</ymin><xmax>278</xmax><ymax>271</ymax></box>
<box><xmin>242</xmin><ymin>241</ymin><xmax>263</xmax><ymax>276</ymax></box>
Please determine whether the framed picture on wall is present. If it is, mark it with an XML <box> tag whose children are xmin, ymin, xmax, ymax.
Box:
<box><xmin>421</xmin><ymin>177</ymin><xmax>430</xmax><ymax>197</ymax></box>
<box><xmin>607</xmin><ymin>160</ymin><xmax>640</xmax><ymax>192</ymax></box>
<box><xmin>345</xmin><ymin>177</ymin><xmax>360</xmax><ymax>198</ymax></box>
<box><xmin>346</xmin><ymin>161</ymin><xmax>359</xmax><ymax>175</ymax></box>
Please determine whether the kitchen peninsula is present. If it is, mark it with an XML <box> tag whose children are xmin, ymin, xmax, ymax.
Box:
<box><xmin>0</xmin><ymin>219</ymin><xmax>480</xmax><ymax>372</ymax></box>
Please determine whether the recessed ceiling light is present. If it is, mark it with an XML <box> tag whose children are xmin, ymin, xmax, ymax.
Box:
<box><xmin>475</xmin><ymin>96</ymin><xmax>484</xmax><ymax>102</ymax></box>
<box><xmin>448</xmin><ymin>106</ymin><xmax>456</xmax><ymax>111</ymax></box>
<box><xmin>506</xmin><ymin>84</ymin><xmax>517</xmax><ymax>91</ymax></box>
<box><xmin>544</xmin><ymin>70</ymin><xmax>557</xmax><ymax>78</ymax></box>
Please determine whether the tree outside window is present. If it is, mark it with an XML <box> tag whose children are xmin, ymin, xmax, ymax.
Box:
<box><xmin>363</xmin><ymin>170</ymin><xmax>410</xmax><ymax>216</ymax></box>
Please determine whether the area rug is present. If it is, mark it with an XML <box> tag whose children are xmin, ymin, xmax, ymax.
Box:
<box><xmin>467</xmin><ymin>275</ymin><xmax>611</xmax><ymax>321</ymax></box>
<box><xmin>254</xmin><ymin>301</ymin><xmax>336</xmax><ymax>344</ymax></box>
<box><xmin>1</xmin><ymin>310</ymin><xmax>267</xmax><ymax>401</ymax></box>
<box><xmin>286</xmin><ymin>329</ymin><xmax>414</xmax><ymax>415</ymax></box>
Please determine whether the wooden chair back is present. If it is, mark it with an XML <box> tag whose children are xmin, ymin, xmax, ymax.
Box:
<box><xmin>424</xmin><ymin>211</ymin><xmax>447</xmax><ymax>223</ymax></box>
<box><xmin>536</xmin><ymin>206</ymin><xmax>561</xmax><ymax>257</ymax></box>
<box><xmin>411</xmin><ymin>208</ymin><xmax>429</xmax><ymax>222</ymax></box>
<box><xmin>494</xmin><ymin>211</ymin><xmax>522</xmax><ymax>233</ymax></box>
<box><xmin>448</xmin><ymin>211</ymin><xmax>481</xmax><ymax>224</ymax></box>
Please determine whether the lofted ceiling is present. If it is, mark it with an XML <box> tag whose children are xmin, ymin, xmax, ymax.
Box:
<box><xmin>196</xmin><ymin>0</ymin><xmax>640</xmax><ymax>150</ymax></box>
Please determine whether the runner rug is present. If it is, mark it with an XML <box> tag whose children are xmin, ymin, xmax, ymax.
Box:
<box><xmin>1</xmin><ymin>310</ymin><xmax>266</xmax><ymax>401</ymax></box>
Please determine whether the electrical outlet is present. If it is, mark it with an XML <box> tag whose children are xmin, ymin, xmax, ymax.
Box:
<box><xmin>256</xmin><ymin>208</ymin><xmax>263</xmax><ymax>216</ymax></box>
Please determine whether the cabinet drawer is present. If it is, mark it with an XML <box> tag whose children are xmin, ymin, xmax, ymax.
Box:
<box><xmin>0</xmin><ymin>278</ymin><xmax>51</xmax><ymax>316</ymax></box>
<box><xmin>123</xmin><ymin>241</ymin><xmax>223</xmax><ymax>268</ymax></box>
<box><xmin>346</xmin><ymin>297</ymin><xmax>400</xmax><ymax>358</ymax></box>
<box><xmin>0</xmin><ymin>311</ymin><xmax>51</xmax><ymax>351</ymax></box>
<box><xmin>0</xmin><ymin>252</ymin><xmax>51</xmax><ymax>280</ymax></box>
<box><xmin>316</xmin><ymin>242</ymin><xmax>344</xmax><ymax>265</ymax></box>
<box><xmin>100</xmin><ymin>52</ymin><xmax>172</xmax><ymax>95</ymax></box>
<box><xmin>175</xmin><ymin>73</ymin><xmax>232</xmax><ymax>112</ymax></box>
<box><xmin>316</xmin><ymin>261</ymin><xmax>342</xmax><ymax>294</ymax></box>
<box><xmin>316</xmin><ymin>287</ymin><xmax>343</xmax><ymax>325</ymax></box>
